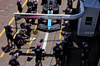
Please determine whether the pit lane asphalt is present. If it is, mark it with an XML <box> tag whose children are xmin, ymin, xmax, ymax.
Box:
<box><xmin>0</xmin><ymin>0</ymin><xmax>87</xmax><ymax>66</ymax></box>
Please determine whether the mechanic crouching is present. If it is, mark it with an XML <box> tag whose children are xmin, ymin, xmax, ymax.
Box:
<box><xmin>20</xmin><ymin>23</ymin><xmax>32</xmax><ymax>37</ymax></box>
<box><xmin>14</xmin><ymin>30</ymin><xmax>28</xmax><ymax>52</ymax></box>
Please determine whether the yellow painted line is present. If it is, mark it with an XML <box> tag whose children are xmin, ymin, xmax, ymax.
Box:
<box><xmin>0</xmin><ymin>47</ymin><xmax>8</xmax><ymax>57</ymax></box>
<box><xmin>0</xmin><ymin>30</ymin><xmax>19</xmax><ymax>58</ymax></box>
<box><xmin>0</xmin><ymin>29</ymin><xmax>5</xmax><ymax>37</ymax></box>
<box><xmin>13</xmin><ymin>30</ymin><xmax>19</xmax><ymax>39</ymax></box>
<box><xmin>59</xmin><ymin>19</ymin><xmax>63</xmax><ymax>39</ymax></box>
<box><xmin>29</xmin><ymin>41</ymin><xmax>32</xmax><ymax>46</ymax></box>
<box><xmin>8</xmin><ymin>17</ymin><xmax>15</xmax><ymax>24</ymax></box>
<box><xmin>0</xmin><ymin>0</ymin><xmax>28</xmax><ymax>57</ymax></box>
<box><xmin>35</xmin><ymin>25</ymin><xmax>37</xmax><ymax>29</ymax></box>
<box><xmin>26</xmin><ymin>0</ymin><xmax>39</xmax><ymax>54</ymax></box>
<box><xmin>26</xmin><ymin>49</ymin><xmax>29</xmax><ymax>55</ymax></box>
<box><xmin>0</xmin><ymin>0</ymin><xmax>28</xmax><ymax>37</ymax></box>
<box><xmin>22</xmin><ymin>0</ymin><xmax>28</xmax><ymax>8</ymax></box>
<box><xmin>0</xmin><ymin>52</ymin><xmax>4</xmax><ymax>57</ymax></box>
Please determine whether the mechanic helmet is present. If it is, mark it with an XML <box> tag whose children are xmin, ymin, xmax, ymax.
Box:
<box><xmin>12</xmin><ymin>53</ymin><xmax>19</xmax><ymax>59</ymax></box>
<box><xmin>64</xmin><ymin>35</ymin><xmax>68</xmax><ymax>39</ymax></box>
<box><xmin>17</xmin><ymin>0</ymin><xmax>20</xmax><ymax>3</ymax></box>
<box><xmin>34</xmin><ymin>2</ymin><xmax>37</xmax><ymax>4</ymax></box>
<box><xmin>65</xmin><ymin>21</ymin><xmax>69</xmax><ymax>24</ymax></box>
<box><xmin>7</xmin><ymin>24</ymin><xmax>13</xmax><ymax>27</ymax></box>
<box><xmin>10</xmin><ymin>25</ymin><xmax>14</xmax><ymax>28</ymax></box>
<box><xmin>67</xmin><ymin>8</ymin><xmax>70</xmax><ymax>11</ymax></box>
<box><xmin>36</xmin><ymin>42</ymin><xmax>41</xmax><ymax>47</ymax></box>
<box><xmin>65</xmin><ymin>32</ymin><xmax>68</xmax><ymax>36</ymax></box>
<box><xmin>4</xmin><ymin>24</ymin><xmax>13</xmax><ymax>29</ymax></box>
<box><xmin>34</xmin><ymin>0</ymin><xmax>36</xmax><ymax>1</ymax></box>
<box><xmin>19</xmin><ymin>29</ymin><xmax>27</xmax><ymax>33</ymax></box>
<box><xmin>27</xmin><ymin>1</ymin><xmax>33</xmax><ymax>6</ymax></box>
<box><xmin>56</xmin><ymin>41</ymin><xmax>60</xmax><ymax>45</ymax></box>
<box><xmin>84</xmin><ymin>44</ymin><xmax>88</xmax><ymax>47</ymax></box>
<box><xmin>82</xmin><ymin>42</ymin><xmax>86</xmax><ymax>45</ymax></box>
<box><xmin>34</xmin><ymin>0</ymin><xmax>37</xmax><ymax>4</ymax></box>
<box><xmin>19</xmin><ymin>30</ymin><xmax>23</xmax><ymax>33</ymax></box>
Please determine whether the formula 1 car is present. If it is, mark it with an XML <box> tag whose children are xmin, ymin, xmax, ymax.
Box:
<box><xmin>42</xmin><ymin>0</ymin><xmax>59</xmax><ymax>14</ymax></box>
<box><xmin>38</xmin><ymin>9</ymin><xmax>61</xmax><ymax>31</ymax></box>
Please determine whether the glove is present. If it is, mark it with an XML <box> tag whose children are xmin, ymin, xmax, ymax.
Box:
<box><xmin>25</xmin><ymin>37</ymin><xmax>27</xmax><ymax>39</ymax></box>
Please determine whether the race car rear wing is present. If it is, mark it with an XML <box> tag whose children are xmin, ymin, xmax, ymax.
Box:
<box><xmin>14</xmin><ymin>1</ymin><xmax>84</xmax><ymax>20</ymax></box>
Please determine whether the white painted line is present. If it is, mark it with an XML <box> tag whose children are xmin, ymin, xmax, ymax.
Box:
<box><xmin>42</xmin><ymin>32</ymin><xmax>49</xmax><ymax>49</ymax></box>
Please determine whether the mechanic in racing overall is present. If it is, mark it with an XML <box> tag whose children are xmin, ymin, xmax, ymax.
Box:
<box><xmin>67</xmin><ymin>0</ymin><xmax>73</xmax><ymax>9</ymax></box>
<box><xmin>32</xmin><ymin>42</ymin><xmax>45</xmax><ymax>66</ymax></box>
<box><xmin>4</xmin><ymin>24</ymin><xmax>15</xmax><ymax>47</ymax></box>
<box><xmin>67</xmin><ymin>32</ymin><xmax>74</xmax><ymax>49</ymax></box>
<box><xmin>64</xmin><ymin>7</ymin><xmax>72</xmax><ymax>14</ymax></box>
<box><xmin>64</xmin><ymin>21</ymin><xmax>71</xmax><ymax>31</ymax></box>
<box><xmin>17</xmin><ymin>0</ymin><xmax>23</xmax><ymax>13</ymax></box>
<box><xmin>53</xmin><ymin>41</ymin><xmax>63</xmax><ymax>66</ymax></box>
<box><xmin>33</xmin><ymin>0</ymin><xmax>38</xmax><ymax>11</ymax></box>
<box><xmin>24</xmin><ymin>23</ymin><xmax>32</xmax><ymax>37</ymax></box>
<box><xmin>26</xmin><ymin>3</ymin><xmax>36</xmax><ymax>24</ymax></box>
<box><xmin>9</xmin><ymin>53</ymin><xmax>20</xmax><ymax>66</ymax></box>
<box><xmin>14</xmin><ymin>30</ymin><xmax>28</xmax><ymax>52</ymax></box>
<box><xmin>81</xmin><ymin>42</ymin><xmax>90</xmax><ymax>66</ymax></box>
<box><xmin>64</xmin><ymin>0</ymin><xmax>73</xmax><ymax>14</ymax></box>
<box><xmin>20</xmin><ymin>23</ymin><xmax>32</xmax><ymax>37</ymax></box>
<box><xmin>62</xmin><ymin>34</ymin><xmax>70</xmax><ymax>65</ymax></box>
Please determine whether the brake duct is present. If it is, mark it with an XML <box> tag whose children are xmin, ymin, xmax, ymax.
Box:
<box><xmin>14</xmin><ymin>1</ymin><xmax>84</xmax><ymax>20</ymax></box>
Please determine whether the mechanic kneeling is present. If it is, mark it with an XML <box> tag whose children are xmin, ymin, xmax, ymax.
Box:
<box><xmin>14</xmin><ymin>32</ymin><xmax>28</xmax><ymax>52</ymax></box>
<box><xmin>20</xmin><ymin>23</ymin><xmax>32</xmax><ymax>37</ymax></box>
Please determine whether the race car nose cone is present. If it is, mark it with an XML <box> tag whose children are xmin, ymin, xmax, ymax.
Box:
<box><xmin>49</xmin><ymin>5</ymin><xmax>52</xmax><ymax>7</ymax></box>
